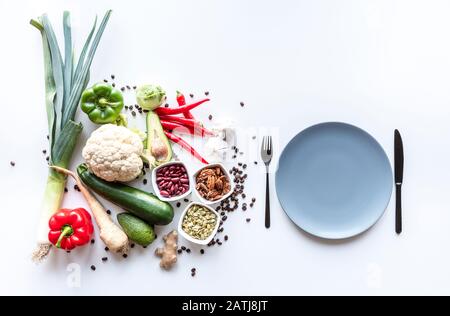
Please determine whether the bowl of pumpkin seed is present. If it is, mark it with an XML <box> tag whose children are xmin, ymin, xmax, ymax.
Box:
<box><xmin>178</xmin><ymin>202</ymin><xmax>220</xmax><ymax>245</ymax></box>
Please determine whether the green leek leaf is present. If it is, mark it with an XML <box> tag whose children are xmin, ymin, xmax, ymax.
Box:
<box><xmin>63</xmin><ymin>10</ymin><xmax>112</xmax><ymax>123</ymax></box>
<box><xmin>72</xmin><ymin>16</ymin><xmax>97</xmax><ymax>91</ymax></box>
<box><xmin>63</xmin><ymin>11</ymin><xmax>73</xmax><ymax>111</ymax></box>
<box><xmin>42</xmin><ymin>14</ymin><xmax>64</xmax><ymax>143</ymax></box>
<box><xmin>30</xmin><ymin>18</ymin><xmax>57</xmax><ymax>161</ymax></box>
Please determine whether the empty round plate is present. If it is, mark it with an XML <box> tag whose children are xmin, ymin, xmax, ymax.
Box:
<box><xmin>276</xmin><ymin>122</ymin><xmax>393</xmax><ymax>239</ymax></box>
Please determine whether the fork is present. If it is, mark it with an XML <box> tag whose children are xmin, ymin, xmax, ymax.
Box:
<box><xmin>261</xmin><ymin>136</ymin><xmax>273</xmax><ymax>228</ymax></box>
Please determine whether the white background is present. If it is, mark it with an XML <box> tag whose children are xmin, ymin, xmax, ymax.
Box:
<box><xmin>1</xmin><ymin>0</ymin><xmax>449</xmax><ymax>296</ymax></box>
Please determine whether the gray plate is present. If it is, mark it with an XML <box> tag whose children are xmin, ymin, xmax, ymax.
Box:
<box><xmin>276</xmin><ymin>122</ymin><xmax>393</xmax><ymax>239</ymax></box>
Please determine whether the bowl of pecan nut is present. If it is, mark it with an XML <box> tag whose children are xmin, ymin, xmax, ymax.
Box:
<box><xmin>193</xmin><ymin>163</ymin><xmax>233</xmax><ymax>205</ymax></box>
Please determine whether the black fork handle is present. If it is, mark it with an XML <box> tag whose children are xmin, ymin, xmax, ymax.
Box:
<box><xmin>265</xmin><ymin>170</ymin><xmax>270</xmax><ymax>228</ymax></box>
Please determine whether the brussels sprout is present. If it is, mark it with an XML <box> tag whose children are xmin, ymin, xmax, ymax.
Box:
<box><xmin>136</xmin><ymin>85</ymin><xmax>166</xmax><ymax>110</ymax></box>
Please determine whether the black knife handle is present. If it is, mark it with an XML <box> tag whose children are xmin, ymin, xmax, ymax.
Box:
<box><xmin>265</xmin><ymin>171</ymin><xmax>270</xmax><ymax>228</ymax></box>
<box><xmin>396</xmin><ymin>184</ymin><xmax>402</xmax><ymax>234</ymax></box>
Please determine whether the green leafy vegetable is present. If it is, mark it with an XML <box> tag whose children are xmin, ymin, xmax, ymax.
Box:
<box><xmin>30</xmin><ymin>11</ymin><xmax>112</xmax><ymax>262</ymax></box>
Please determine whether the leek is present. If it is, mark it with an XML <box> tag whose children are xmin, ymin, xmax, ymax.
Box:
<box><xmin>30</xmin><ymin>11</ymin><xmax>112</xmax><ymax>262</ymax></box>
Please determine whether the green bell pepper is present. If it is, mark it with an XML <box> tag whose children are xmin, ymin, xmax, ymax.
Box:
<box><xmin>81</xmin><ymin>82</ymin><xmax>124</xmax><ymax>124</ymax></box>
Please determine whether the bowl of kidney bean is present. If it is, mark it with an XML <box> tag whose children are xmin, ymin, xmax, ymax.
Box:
<box><xmin>151</xmin><ymin>161</ymin><xmax>192</xmax><ymax>202</ymax></box>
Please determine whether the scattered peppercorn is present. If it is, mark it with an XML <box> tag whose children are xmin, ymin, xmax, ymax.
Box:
<box><xmin>46</xmin><ymin>156</ymin><xmax>49</xmax><ymax>161</ymax></box>
<box><xmin>106</xmin><ymin>209</ymin><xmax>111</xmax><ymax>215</ymax></box>
<box><xmin>91</xmin><ymin>239</ymin><xmax>95</xmax><ymax>244</ymax></box>
<box><xmin>176</xmin><ymin>202</ymin><xmax>181</xmax><ymax>208</ymax></box>
<box><xmin>74</xmin><ymin>185</ymin><xmax>80</xmax><ymax>192</ymax></box>
<box><xmin>90</xmin><ymin>265</ymin><xmax>96</xmax><ymax>271</ymax></box>
<box><xmin>111</xmin><ymin>74</ymin><xmax>115</xmax><ymax>80</ymax></box>
<box><xmin>164</xmin><ymin>103</ymin><xmax>169</xmax><ymax>108</ymax></box>
<box><xmin>102</xmin><ymin>257</ymin><xmax>108</xmax><ymax>262</ymax></box>
<box><xmin>42</xmin><ymin>149</ymin><xmax>47</xmax><ymax>154</ymax></box>
<box><xmin>112</xmin><ymin>83</ymin><xmax>116</xmax><ymax>87</ymax></box>
<box><xmin>190</xmin><ymin>93</ymin><xmax>194</xmax><ymax>98</ymax></box>
<box><xmin>177</xmin><ymin>249</ymin><xmax>182</xmax><ymax>254</ymax></box>
<box><xmin>122</xmin><ymin>254</ymin><xmax>128</xmax><ymax>258</ymax></box>
<box><xmin>126</xmin><ymin>85</ymin><xmax>131</xmax><ymax>90</ymax></box>
<box><xmin>252</xmin><ymin>135</ymin><xmax>256</xmax><ymax>140</ymax></box>
<box><xmin>181</xmin><ymin>246</ymin><xmax>186</xmax><ymax>251</ymax></box>
<box><xmin>224</xmin><ymin>235</ymin><xmax>229</xmax><ymax>241</ymax></box>
<box><xmin>246</xmin><ymin>218</ymin><xmax>251</xmax><ymax>223</ymax></box>
<box><xmin>105</xmin><ymin>247</ymin><xmax>109</xmax><ymax>252</ymax></box>
<box><xmin>184</xmin><ymin>198</ymin><xmax>189</xmax><ymax>202</ymax></box>
<box><xmin>64</xmin><ymin>187</ymin><xmax>68</xmax><ymax>193</ymax></box>
<box><xmin>103</xmin><ymin>79</ymin><xmax>108</xmax><ymax>83</ymax></box>
<box><xmin>133</xmin><ymin>86</ymin><xmax>137</xmax><ymax>89</ymax></box>
<box><xmin>204</xmin><ymin>91</ymin><xmax>209</xmax><ymax>96</ymax></box>
<box><xmin>200</xmin><ymin>249</ymin><xmax>205</xmax><ymax>254</ymax></box>
<box><xmin>121</xmin><ymin>87</ymin><xmax>125</xmax><ymax>92</ymax></box>
<box><xmin>254</xmin><ymin>161</ymin><xmax>258</xmax><ymax>165</ymax></box>
<box><xmin>131</xmin><ymin>111</ymin><xmax>136</xmax><ymax>116</ymax></box>
<box><xmin>186</xmin><ymin>248</ymin><xmax>191</xmax><ymax>253</ymax></box>
<box><xmin>143</xmin><ymin>179</ymin><xmax>147</xmax><ymax>185</ymax></box>
<box><xmin>240</xmin><ymin>102</ymin><xmax>245</xmax><ymax>107</ymax></box>
<box><xmin>130</xmin><ymin>243</ymin><xmax>135</xmax><ymax>249</ymax></box>
<box><xmin>208</xmin><ymin>114</ymin><xmax>213</xmax><ymax>120</ymax></box>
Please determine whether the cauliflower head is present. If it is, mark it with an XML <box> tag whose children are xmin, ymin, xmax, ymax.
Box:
<box><xmin>82</xmin><ymin>124</ymin><xmax>144</xmax><ymax>182</ymax></box>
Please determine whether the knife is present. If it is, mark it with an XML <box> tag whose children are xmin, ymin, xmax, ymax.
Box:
<box><xmin>394</xmin><ymin>129</ymin><xmax>404</xmax><ymax>234</ymax></box>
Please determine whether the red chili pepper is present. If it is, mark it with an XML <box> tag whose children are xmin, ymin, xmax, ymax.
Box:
<box><xmin>164</xmin><ymin>131</ymin><xmax>209</xmax><ymax>164</ymax></box>
<box><xmin>176</xmin><ymin>91</ymin><xmax>195</xmax><ymax>120</ymax></box>
<box><xmin>161</xmin><ymin>121</ymin><xmax>194</xmax><ymax>134</ymax></box>
<box><xmin>48</xmin><ymin>208</ymin><xmax>94</xmax><ymax>250</ymax></box>
<box><xmin>160</xmin><ymin>119</ymin><xmax>213</xmax><ymax>136</ymax></box>
<box><xmin>155</xmin><ymin>98</ymin><xmax>210</xmax><ymax>115</ymax></box>
<box><xmin>159</xmin><ymin>115</ymin><xmax>200</xmax><ymax>127</ymax></box>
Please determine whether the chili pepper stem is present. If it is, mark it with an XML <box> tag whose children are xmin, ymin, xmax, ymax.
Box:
<box><xmin>55</xmin><ymin>225</ymin><xmax>74</xmax><ymax>248</ymax></box>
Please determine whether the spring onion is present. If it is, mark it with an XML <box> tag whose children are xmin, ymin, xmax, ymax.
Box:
<box><xmin>30</xmin><ymin>11</ymin><xmax>112</xmax><ymax>262</ymax></box>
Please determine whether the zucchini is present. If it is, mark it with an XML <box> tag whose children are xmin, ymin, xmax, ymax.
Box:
<box><xmin>77</xmin><ymin>164</ymin><xmax>173</xmax><ymax>225</ymax></box>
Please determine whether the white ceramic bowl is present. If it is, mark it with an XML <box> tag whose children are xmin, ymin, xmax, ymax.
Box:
<box><xmin>178</xmin><ymin>202</ymin><xmax>220</xmax><ymax>245</ymax></box>
<box><xmin>151</xmin><ymin>161</ymin><xmax>192</xmax><ymax>202</ymax></box>
<box><xmin>192</xmin><ymin>163</ymin><xmax>234</xmax><ymax>205</ymax></box>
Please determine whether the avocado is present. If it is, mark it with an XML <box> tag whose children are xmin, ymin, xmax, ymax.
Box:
<box><xmin>144</xmin><ymin>111</ymin><xmax>173</xmax><ymax>167</ymax></box>
<box><xmin>117</xmin><ymin>213</ymin><xmax>156</xmax><ymax>246</ymax></box>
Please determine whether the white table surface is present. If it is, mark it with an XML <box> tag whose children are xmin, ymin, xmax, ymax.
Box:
<box><xmin>1</xmin><ymin>0</ymin><xmax>450</xmax><ymax>296</ymax></box>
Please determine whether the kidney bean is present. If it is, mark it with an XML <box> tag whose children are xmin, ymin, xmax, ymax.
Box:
<box><xmin>155</xmin><ymin>163</ymin><xmax>190</xmax><ymax>198</ymax></box>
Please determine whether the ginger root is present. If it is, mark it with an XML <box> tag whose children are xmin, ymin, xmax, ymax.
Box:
<box><xmin>155</xmin><ymin>230</ymin><xmax>178</xmax><ymax>270</ymax></box>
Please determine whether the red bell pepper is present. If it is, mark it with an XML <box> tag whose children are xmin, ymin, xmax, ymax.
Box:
<box><xmin>164</xmin><ymin>131</ymin><xmax>209</xmax><ymax>164</ymax></box>
<box><xmin>48</xmin><ymin>208</ymin><xmax>94</xmax><ymax>250</ymax></box>
<box><xmin>155</xmin><ymin>98</ymin><xmax>210</xmax><ymax>115</ymax></box>
<box><xmin>176</xmin><ymin>91</ymin><xmax>195</xmax><ymax>120</ymax></box>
